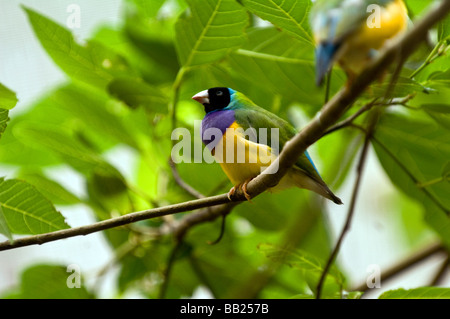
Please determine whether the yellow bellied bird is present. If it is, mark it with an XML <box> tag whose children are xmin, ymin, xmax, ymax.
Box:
<box><xmin>310</xmin><ymin>0</ymin><xmax>409</xmax><ymax>86</ymax></box>
<box><xmin>192</xmin><ymin>87</ymin><xmax>342</xmax><ymax>204</ymax></box>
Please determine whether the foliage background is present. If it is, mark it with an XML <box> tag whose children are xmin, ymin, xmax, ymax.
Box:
<box><xmin>0</xmin><ymin>0</ymin><xmax>449</xmax><ymax>299</ymax></box>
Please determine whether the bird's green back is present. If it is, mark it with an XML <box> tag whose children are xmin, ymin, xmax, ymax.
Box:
<box><xmin>228</xmin><ymin>92</ymin><xmax>325</xmax><ymax>183</ymax></box>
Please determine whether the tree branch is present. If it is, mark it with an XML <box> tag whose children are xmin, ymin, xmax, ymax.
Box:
<box><xmin>324</xmin><ymin>94</ymin><xmax>415</xmax><ymax>136</ymax></box>
<box><xmin>430</xmin><ymin>253</ymin><xmax>450</xmax><ymax>286</ymax></box>
<box><xmin>1</xmin><ymin>0</ymin><xmax>449</xmax><ymax>252</ymax></box>
<box><xmin>351</xmin><ymin>242</ymin><xmax>446</xmax><ymax>293</ymax></box>
<box><xmin>316</xmin><ymin>108</ymin><xmax>379</xmax><ymax>299</ymax></box>
<box><xmin>0</xmin><ymin>194</ymin><xmax>234</xmax><ymax>251</ymax></box>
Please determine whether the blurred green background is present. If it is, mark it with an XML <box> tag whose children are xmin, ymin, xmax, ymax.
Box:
<box><xmin>0</xmin><ymin>0</ymin><xmax>449</xmax><ymax>299</ymax></box>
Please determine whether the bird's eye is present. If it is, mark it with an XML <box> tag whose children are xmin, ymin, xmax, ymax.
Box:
<box><xmin>216</xmin><ymin>91</ymin><xmax>223</xmax><ymax>96</ymax></box>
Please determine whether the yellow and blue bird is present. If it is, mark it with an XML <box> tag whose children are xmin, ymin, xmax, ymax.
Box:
<box><xmin>310</xmin><ymin>0</ymin><xmax>409</xmax><ymax>86</ymax></box>
<box><xmin>192</xmin><ymin>87</ymin><xmax>342</xmax><ymax>204</ymax></box>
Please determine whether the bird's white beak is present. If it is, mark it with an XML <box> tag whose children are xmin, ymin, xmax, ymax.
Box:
<box><xmin>192</xmin><ymin>90</ymin><xmax>210</xmax><ymax>104</ymax></box>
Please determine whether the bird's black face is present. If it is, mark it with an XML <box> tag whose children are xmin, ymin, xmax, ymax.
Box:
<box><xmin>192</xmin><ymin>87</ymin><xmax>231</xmax><ymax>113</ymax></box>
<box><xmin>207</xmin><ymin>87</ymin><xmax>230</xmax><ymax>110</ymax></box>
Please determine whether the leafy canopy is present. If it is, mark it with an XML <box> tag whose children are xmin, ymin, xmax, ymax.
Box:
<box><xmin>0</xmin><ymin>0</ymin><xmax>449</xmax><ymax>299</ymax></box>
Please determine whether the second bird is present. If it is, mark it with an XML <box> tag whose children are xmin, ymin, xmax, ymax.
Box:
<box><xmin>310</xmin><ymin>0</ymin><xmax>409</xmax><ymax>86</ymax></box>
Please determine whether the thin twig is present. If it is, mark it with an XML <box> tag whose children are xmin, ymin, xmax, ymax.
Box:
<box><xmin>167</xmin><ymin>66</ymin><xmax>205</xmax><ymax>199</ymax></box>
<box><xmin>230</xmin><ymin>196</ymin><xmax>322</xmax><ymax>299</ymax></box>
<box><xmin>173</xmin><ymin>203</ymin><xmax>236</xmax><ymax>241</ymax></box>
<box><xmin>159</xmin><ymin>239</ymin><xmax>184</xmax><ymax>299</ymax></box>
<box><xmin>430</xmin><ymin>254</ymin><xmax>450</xmax><ymax>287</ymax></box>
<box><xmin>324</xmin><ymin>94</ymin><xmax>415</xmax><ymax>136</ymax></box>
<box><xmin>93</xmin><ymin>238</ymin><xmax>141</xmax><ymax>294</ymax></box>
<box><xmin>316</xmin><ymin>109</ymin><xmax>379</xmax><ymax>299</ymax></box>
<box><xmin>323</xmin><ymin>98</ymin><xmax>379</xmax><ymax>136</ymax></box>
<box><xmin>409</xmin><ymin>40</ymin><xmax>447</xmax><ymax>79</ymax></box>
<box><xmin>169</xmin><ymin>158</ymin><xmax>205</xmax><ymax>199</ymax></box>
<box><xmin>351</xmin><ymin>242</ymin><xmax>446</xmax><ymax>293</ymax></box>
<box><xmin>207</xmin><ymin>214</ymin><xmax>227</xmax><ymax>245</ymax></box>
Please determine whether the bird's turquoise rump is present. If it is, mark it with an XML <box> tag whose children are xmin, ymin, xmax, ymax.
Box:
<box><xmin>192</xmin><ymin>88</ymin><xmax>343</xmax><ymax>204</ymax></box>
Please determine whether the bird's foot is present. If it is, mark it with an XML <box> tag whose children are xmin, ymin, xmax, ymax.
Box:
<box><xmin>242</xmin><ymin>178</ymin><xmax>253</xmax><ymax>202</ymax></box>
<box><xmin>227</xmin><ymin>178</ymin><xmax>254</xmax><ymax>202</ymax></box>
<box><xmin>227</xmin><ymin>186</ymin><xmax>237</xmax><ymax>201</ymax></box>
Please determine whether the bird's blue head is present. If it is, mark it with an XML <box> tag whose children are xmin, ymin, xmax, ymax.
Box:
<box><xmin>192</xmin><ymin>87</ymin><xmax>236</xmax><ymax>114</ymax></box>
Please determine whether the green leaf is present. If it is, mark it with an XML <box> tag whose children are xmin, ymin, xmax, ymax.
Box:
<box><xmin>23</xmin><ymin>6</ymin><xmax>129</xmax><ymax>89</ymax></box>
<box><xmin>412</xmin><ymin>87</ymin><xmax>450</xmax><ymax>130</ymax></box>
<box><xmin>3</xmin><ymin>264</ymin><xmax>93</xmax><ymax>299</ymax></box>
<box><xmin>89</xmin><ymin>168</ymin><xmax>128</xmax><ymax>197</ymax></box>
<box><xmin>242</xmin><ymin>0</ymin><xmax>313</xmax><ymax>44</ymax></box>
<box><xmin>421</xmin><ymin>103</ymin><xmax>450</xmax><ymax>114</ymax></box>
<box><xmin>0</xmin><ymin>120</ymin><xmax>61</xmax><ymax>167</ymax></box>
<box><xmin>18</xmin><ymin>172</ymin><xmax>81</xmax><ymax>206</ymax></box>
<box><xmin>379</xmin><ymin>287</ymin><xmax>450</xmax><ymax>299</ymax></box>
<box><xmin>234</xmin><ymin>188</ymin><xmax>304</xmax><ymax>231</ymax></box>
<box><xmin>373</xmin><ymin>111</ymin><xmax>450</xmax><ymax>246</ymax></box>
<box><xmin>0</xmin><ymin>84</ymin><xmax>16</xmax><ymax>141</ymax></box>
<box><xmin>123</xmin><ymin>4</ymin><xmax>180</xmax><ymax>75</ymax></box>
<box><xmin>438</xmin><ymin>16</ymin><xmax>450</xmax><ymax>41</ymax></box>
<box><xmin>13</xmin><ymin>123</ymin><xmax>123</xmax><ymax>179</ymax></box>
<box><xmin>405</xmin><ymin>0</ymin><xmax>433</xmax><ymax>17</ymax></box>
<box><xmin>291</xmin><ymin>291</ymin><xmax>363</xmax><ymax>299</ymax></box>
<box><xmin>126</xmin><ymin>27</ymin><xmax>180</xmax><ymax>78</ymax></box>
<box><xmin>428</xmin><ymin>69</ymin><xmax>450</xmax><ymax>86</ymax></box>
<box><xmin>50</xmin><ymin>84</ymin><xmax>140</xmax><ymax>149</ymax></box>
<box><xmin>174</xmin><ymin>0</ymin><xmax>248</xmax><ymax>68</ymax></box>
<box><xmin>229</xmin><ymin>27</ymin><xmax>343</xmax><ymax>107</ymax></box>
<box><xmin>0</xmin><ymin>83</ymin><xmax>18</xmax><ymax>110</ymax></box>
<box><xmin>290</xmin><ymin>294</ymin><xmax>314</xmax><ymax>299</ymax></box>
<box><xmin>127</xmin><ymin>0</ymin><xmax>166</xmax><ymax>18</ymax></box>
<box><xmin>316</xmin><ymin>124</ymin><xmax>363</xmax><ymax>190</ymax></box>
<box><xmin>423</xmin><ymin>109</ymin><xmax>450</xmax><ymax>131</ymax></box>
<box><xmin>0</xmin><ymin>205</ymin><xmax>13</xmax><ymax>242</ymax></box>
<box><xmin>365</xmin><ymin>76</ymin><xmax>423</xmax><ymax>99</ymax></box>
<box><xmin>108</xmin><ymin>77</ymin><xmax>169</xmax><ymax>112</ymax></box>
<box><xmin>0</xmin><ymin>83</ymin><xmax>138</xmax><ymax>167</ymax></box>
<box><xmin>346</xmin><ymin>291</ymin><xmax>364</xmax><ymax>299</ymax></box>
<box><xmin>258</xmin><ymin>243</ymin><xmax>345</xmax><ymax>297</ymax></box>
<box><xmin>0</xmin><ymin>109</ymin><xmax>9</xmax><ymax>140</ymax></box>
<box><xmin>442</xmin><ymin>162</ymin><xmax>450</xmax><ymax>182</ymax></box>
<box><xmin>92</xmin><ymin>24</ymin><xmax>176</xmax><ymax>85</ymax></box>
<box><xmin>0</xmin><ymin>178</ymin><xmax>69</xmax><ymax>236</ymax></box>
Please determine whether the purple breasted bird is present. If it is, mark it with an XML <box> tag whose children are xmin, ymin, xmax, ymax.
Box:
<box><xmin>192</xmin><ymin>87</ymin><xmax>342</xmax><ymax>204</ymax></box>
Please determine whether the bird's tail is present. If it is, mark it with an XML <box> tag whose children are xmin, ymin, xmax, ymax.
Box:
<box><xmin>315</xmin><ymin>42</ymin><xmax>340</xmax><ymax>86</ymax></box>
<box><xmin>289</xmin><ymin>170</ymin><xmax>343</xmax><ymax>205</ymax></box>
<box><xmin>323</xmin><ymin>187</ymin><xmax>343</xmax><ymax>205</ymax></box>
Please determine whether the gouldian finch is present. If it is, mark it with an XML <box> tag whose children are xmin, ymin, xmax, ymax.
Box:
<box><xmin>310</xmin><ymin>0</ymin><xmax>409</xmax><ymax>86</ymax></box>
<box><xmin>192</xmin><ymin>87</ymin><xmax>342</xmax><ymax>204</ymax></box>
